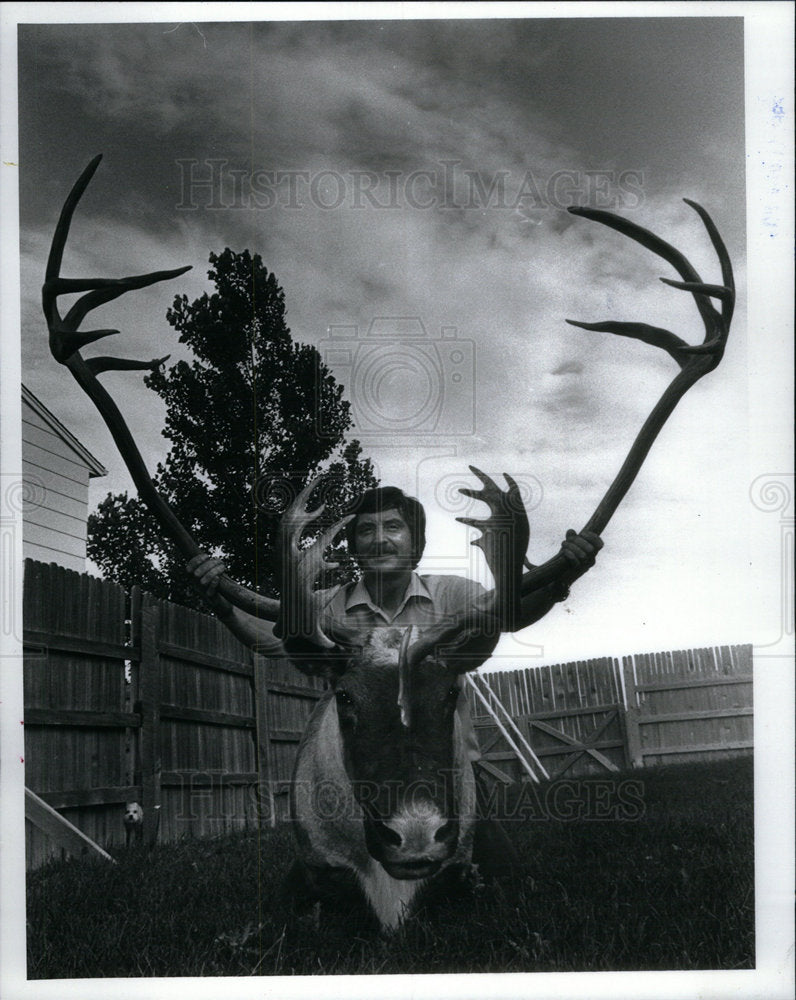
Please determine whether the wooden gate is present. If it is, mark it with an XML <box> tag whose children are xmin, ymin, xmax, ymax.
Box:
<box><xmin>468</xmin><ymin>658</ymin><xmax>628</xmax><ymax>783</ymax></box>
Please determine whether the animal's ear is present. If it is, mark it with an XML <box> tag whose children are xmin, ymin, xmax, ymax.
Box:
<box><xmin>443</xmin><ymin>635</ymin><xmax>502</xmax><ymax>675</ymax></box>
<box><xmin>405</xmin><ymin>619</ymin><xmax>502</xmax><ymax>676</ymax></box>
<box><xmin>280</xmin><ymin>628</ymin><xmax>360</xmax><ymax>681</ymax></box>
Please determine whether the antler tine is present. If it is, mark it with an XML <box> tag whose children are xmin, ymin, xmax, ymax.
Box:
<box><xmin>49</xmin><ymin>327</ymin><xmax>120</xmax><ymax>363</ymax></box>
<box><xmin>283</xmin><ymin>475</ymin><xmax>329</xmax><ymax>535</ymax></box>
<box><xmin>85</xmin><ymin>354</ymin><xmax>171</xmax><ymax>376</ymax></box>
<box><xmin>567</xmin><ymin>205</ymin><xmax>720</xmax><ymax>334</ymax></box>
<box><xmin>60</xmin><ymin>266</ymin><xmax>193</xmax><ymax>331</ymax></box>
<box><xmin>564</xmin><ymin>319</ymin><xmax>690</xmax><ymax>369</ymax></box>
<box><xmin>45</xmin><ymin>154</ymin><xmax>103</xmax><ymax>283</ymax></box>
<box><xmin>658</xmin><ymin>278</ymin><xmax>733</xmax><ymax>302</ymax></box>
<box><xmin>684</xmin><ymin>198</ymin><xmax>735</xmax><ymax>324</ymax></box>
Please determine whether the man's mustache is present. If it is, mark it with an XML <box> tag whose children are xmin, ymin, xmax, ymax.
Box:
<box><xmin>369</xmin><ymin>544</ymin><xmax>398</xmax><ymax>555</ymax></box>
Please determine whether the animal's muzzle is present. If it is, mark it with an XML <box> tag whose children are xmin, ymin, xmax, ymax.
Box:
<box><xmin>364</xmin><ymin>804</ymin><xmax>460</xmax><ymax>880</ymax></box>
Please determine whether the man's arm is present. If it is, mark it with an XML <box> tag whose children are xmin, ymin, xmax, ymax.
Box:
<box><xmin>186</xmin><ymin>554</ymin><xmax>284</xmax><ymax>654</ymax></box>
<box><xmin>518</xmin><ymin>529</ymin><xmax>603</xmax><ymax>628</ymax></box>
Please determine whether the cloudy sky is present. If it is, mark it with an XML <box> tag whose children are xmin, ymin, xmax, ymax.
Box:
<box><xmin>8</xmin><ymin>9</ymin><xmax>782</xmax><ymax>667</ymax></box>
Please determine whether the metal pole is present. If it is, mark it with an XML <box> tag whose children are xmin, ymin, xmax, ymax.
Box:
<box><xmin>465</xmin><ymin>675</ymin><xmax>543</xmax><ymax>783</ymax></box>
<box><xmin>474</xmin><ymin>673</ymin><xmax>551</xmax><ymax>780</ymax></box>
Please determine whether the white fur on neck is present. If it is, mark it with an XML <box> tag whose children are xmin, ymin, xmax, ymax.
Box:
<box><xmin>356</xmin><ymin>860</ymin><xmax>425</xmax><ymax>931</ymax></box>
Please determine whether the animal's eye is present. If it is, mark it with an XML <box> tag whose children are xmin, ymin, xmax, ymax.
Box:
<box><xmin>447</xmin><ymin>683</ymin><xmax>460</xmax><ymax>701</ymax></box>
<box><xmin>336</xmin><ymin>689</ymin><xmax>356</xmax><ymax>710</ymax></box>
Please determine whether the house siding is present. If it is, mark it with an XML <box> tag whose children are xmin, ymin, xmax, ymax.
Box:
<box><xmin>21</xmin><ymin>392</ymin><xmax>105</xmax><ymax>572</ymax></box>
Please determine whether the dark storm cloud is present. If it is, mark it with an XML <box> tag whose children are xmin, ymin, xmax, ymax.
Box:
<box><xmin>551</xmin><ymin>360</ymin><xmax>584</xmax><ymax>376</ymax></box>
<box><xmin>15</xmin><ymin>16</ymin><xmax>748</xmax><ymax>634</ymax></box>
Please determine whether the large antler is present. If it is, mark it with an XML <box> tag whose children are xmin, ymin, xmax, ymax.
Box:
<box><xmin>43</xmin><ymin>155</ymin><xmax>278</xmax><ymax>619</ymax></box>
<box><xmin>274</xmin><ymin>476</ymin><xmax>354</xmax><ymax>655</ymax></box>
<box><xmin>398</xmin><ymin>466</ymin><xmax>526</xmax><ymax>677</ymax></box>
<box><xmin>515</xmin><ymin>200</ymin><xmax>734</xmax><ymax>594</ymax></box>
<box><xmin>456</xmin><ymin>466</ymin><xmax>529</xmax><ymax>631</ymax></box>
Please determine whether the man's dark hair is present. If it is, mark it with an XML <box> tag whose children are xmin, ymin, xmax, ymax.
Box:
<box><xmin>345</xmin><ymin>487</ymin><xmax>427</xmax><ymax>569</ymax></box>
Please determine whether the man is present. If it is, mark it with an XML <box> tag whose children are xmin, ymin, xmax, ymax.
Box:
<box><xmin>187</xmin><ymin>484</ymin><xmax>602</xmax><ymax>674</ymax></box>
<box><xmin>328</xmin><ymin>485</ymin><xmax>602</xmax><ymax>766</ymax></box>
<box><xmin>187</xmin><ymin>482</ymin><xmax>601</xmax><ymax>764</ymax></box>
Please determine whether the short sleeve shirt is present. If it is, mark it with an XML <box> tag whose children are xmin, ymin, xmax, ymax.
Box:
<box><xmin>316</xmin><ymin>573</ymin><xmax>485</xmax><ymax>761</ymax></box>
<box><xmin>317</xmin><ymin>573</ymin><xmax>488</xmax><ymax>634</ymax></box>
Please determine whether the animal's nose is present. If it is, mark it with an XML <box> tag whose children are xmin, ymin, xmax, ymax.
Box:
<box><xmin>379</xmin><ymin>811</ymin><xmax>458</xmax><ymax>853</ymax></box>
<box><xmin>365</xmin><ymin>807</ymin><xmax>460</xmax><ymax>880</ymax></box>
<box><xmin>370</xmin><ymin>819</ymin><xmax>403</xmax><ymax>847</ymax></box>
<box><xmin>434</xmin><ymin>818</ymin><xmax>458</xmax><ymax>848</ymax></box>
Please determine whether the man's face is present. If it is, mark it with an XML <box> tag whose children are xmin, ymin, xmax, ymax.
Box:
<box><xmin>353</xmin><ymin>508</ymin><xmax>414</xmax><ymax>575</ymax></box>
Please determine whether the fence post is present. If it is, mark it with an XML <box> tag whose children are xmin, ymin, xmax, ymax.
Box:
<box><xmin>252</xmin><ymin>653</ymin><xmax>277</xmax><ymax>827</ymax></box>
<box><xmin>139</xmin><ymin>597</ymin><xmax>162</xmax><ymax>845</ymax></box>
<box><xmin>621</xmin><ymin>656</ymin><xmax>644</xmax><ymax>768</ymax></box>
<box><xmin>126</xmin><ymin>587</ymin><xmax>141</xmax><ymax>791</ymax></box>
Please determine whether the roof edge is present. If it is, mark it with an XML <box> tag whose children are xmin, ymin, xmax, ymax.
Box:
<box><xmin>22</xmin><ymin>384</ymin><xmax>108</xmax><ymax>478</ymax></box>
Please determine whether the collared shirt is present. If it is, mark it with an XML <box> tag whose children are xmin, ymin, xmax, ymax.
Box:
<box><xmin>317</xmin><ymin>572</ymin><xmax>487</xmax><ymax>761</ymax></box>
<box><xmin>318</xmin><ymin>572</ymin><xmax>487</xmax><ymax>633</ymax></box>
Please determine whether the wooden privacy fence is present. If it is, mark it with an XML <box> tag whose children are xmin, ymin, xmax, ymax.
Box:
<box><xmin>23</xmin><ymin>560</ymin><xmax>323</xmax><ymax>870</ymax></box>
<box><xmin>134</xmin><ymin>593</ymin><xmax>326</xmax><ymax>845</ymax></box>
<box><xmin>470</xmin><ymin>644</ymin><xmax>753</xmax><ymax>784</ymax></box>
<box><xmin>24</xmin><ymin>561</ymin><xmax>131</xmax><ymax>868</ymax></box>
<box><xmin>622</xmin><ymin>645</ymin><xmax>754</xmax><ymax>768</ymax></box>
<box><xmin>23</xmin><ymin>560</ymin><xmax>753</xmax><ymax>868</ymax></box>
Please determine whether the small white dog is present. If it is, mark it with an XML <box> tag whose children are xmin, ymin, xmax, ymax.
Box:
<box><xmin>124</xmin><ymin>801</ymin><xmax>144</xmax><ymax>845</ymax></box>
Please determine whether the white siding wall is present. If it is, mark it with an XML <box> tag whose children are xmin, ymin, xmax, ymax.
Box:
<box><xmin>22</xmin><ymin>405</ymin><xmax>91</xmax><ymax>572</ymax></box>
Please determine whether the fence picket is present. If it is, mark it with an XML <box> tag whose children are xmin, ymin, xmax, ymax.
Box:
<box><xmin>139</xmin><ymin>599</ymin><xmax>162</xmax><ymax>846</ymax></box>
<box><xmin>253</xmin><ymin>654</ymin><xmax>277</xmax><ymax>827</ymax></box>
<box><xmin>621</xmin><ymin>656</ymin><xmax>643</xmax><ymax>767</ymax></box>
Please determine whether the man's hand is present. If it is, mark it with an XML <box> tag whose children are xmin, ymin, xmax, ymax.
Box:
<box><xmin>186</xmin><ymin>553</ymin><xmax>233</xmax><ymax>618</ymax></box>
<box><xmin>559</xmin><ymin>529</ymin><xmax>603</xmax><ymax>585</ymax></box>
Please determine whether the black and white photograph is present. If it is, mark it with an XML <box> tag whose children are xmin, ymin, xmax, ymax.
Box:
<box><xmin>0</xmin><ymin>3</ymin><xmax>792</xmax><ymax>998</ymax></box>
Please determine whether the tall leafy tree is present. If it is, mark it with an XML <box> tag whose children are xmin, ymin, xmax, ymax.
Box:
<box><xmin>88</xmin><ymin>248</ymin><xmax>377</xmax><ymax>607</ymax></box>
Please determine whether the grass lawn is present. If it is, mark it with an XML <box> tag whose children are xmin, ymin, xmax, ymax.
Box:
<box><xmin>26</xmin><ymin>756</ymin><xmax>754</xmax><ymax>977</ymax></box>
